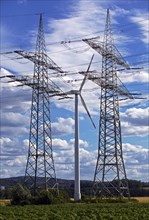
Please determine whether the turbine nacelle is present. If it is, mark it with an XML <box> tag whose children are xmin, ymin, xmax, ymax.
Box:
<box><xmin>69</xmin><ymin>90</ymin><xmax>80</xmax><ymax>95</ymax></box>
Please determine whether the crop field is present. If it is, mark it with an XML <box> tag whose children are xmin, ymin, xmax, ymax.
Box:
<box><xmin>134</xmin><ymin>197</ymin><xmax>149</xmax><ymax>203</ymax></box>
<box><xmin>0</xmin><ymin>200</ymin><xmax>11</xmax><ymax>206</ymax></box>
<box><xmin>0</xmin><ymin>203</ymin><xmax>149</xmax><ymax>220</ymax></box>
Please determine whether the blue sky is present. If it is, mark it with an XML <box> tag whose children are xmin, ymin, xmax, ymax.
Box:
<box><xmin>0</xmin><ymin>0</ymin><xmax>149</xmax><ymax>182</ymax></box>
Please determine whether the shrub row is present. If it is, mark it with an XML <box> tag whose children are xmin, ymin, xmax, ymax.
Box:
<box><xmin>11</xmin><ymin>183</ymin><xmax>69</xmax><ymax>205</ymax></box>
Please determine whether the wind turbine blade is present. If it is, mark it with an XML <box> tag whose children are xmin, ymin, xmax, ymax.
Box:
<box><xmin>79</xmin><ymin>54</ymin><xmax>94</xmax><ymax>92</ymax></box>
<box><xmin>80</xmin><ymin>94</ymin><xmax>96</xmax><ymax>129</ymax></box>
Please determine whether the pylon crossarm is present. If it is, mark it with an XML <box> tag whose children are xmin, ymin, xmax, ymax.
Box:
<box><xmin>2</xmin><ymin>74</ymin><xmax>71</xmax><ymax>99</ymax></box>
<box><xmin>48</xmin><ymin>78</ymin><xmax>71</xmax><ymax>99</ymax></box>
<box><xmin>45</xmin><ymin>53</ymin><xmax>64</xmax><ymax>73</ymax></box>
<box><xmin>83</xmin><ymin>38</ymin><xmax>129</xmax><ymax>68</ymax></box>
<box><xmin>79</xmin><ymin>72</ymin><xmax>135</xmax><ymax>99</ymax></box>
<box><xmin>14</xmin><ymin>50</ymin><xmax>64</xmax><ymax>73</ymax></box>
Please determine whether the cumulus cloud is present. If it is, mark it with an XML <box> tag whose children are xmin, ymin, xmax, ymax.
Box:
<box><xmin>1</xmin><ymin>155</ymin><xmax>27</xmax><ymax>177</ymax></box>
<box><xmin>52</xmin><ymin>137</ymin><xmax>96</xmax><ymax>179</ymax></box>
<box><xmin>123</xmin><ymin>142</ymin><xmax>148</xmax><ymax>155</ymax></box>
<box><xmin>121</xmin><ymin>107</ymin><xmax>149</xmax><ymax>136</ymax></box>
<box><xmin>1</xmin><ymin>112</ymin><xmax>29</xmax><ymax>127</ymax></box>
<box><xmin>0</xmin><ymin>137</ymin><xmax>28</xmax><ymax>177</ymax></box>
<box><xmin>123</xmin><ymin>143</ymin><xmax>149</xmax><ymax>181</ymax></box>
<box><xmin>69</xmin><ymin>138</ymin><xmax>89</xmax><ymax>148</ymax></box>
<box><xmin>118</xmin><ymin>70</ymin><xmax>149</xmax><ymax>84</ymax></box>
<box><xmin>0</xmin><ymin>137</ymin><xmax>28</xmax><ymax>156</ymax></box>
<box><xmin>53</xmin><ymin>138</ymin><xmax>89</xmax><ymax>151</ymax></box>
<box><xmin>1</xmin><ymin>134</ymin><xmax>148</xmax><ymax>181</ymax></box>
<box><xmin>52</xmin><ymin>138</ymin><xmax>70</xmax><ymax>150</ymax></box>
<box><xmin>123</xmin><ymin>107</ymin><xmax>148</xmax><ymax>125</ymax></box>
<box><xmin>52</xmin><ymin>117</ymin><xmax>75</xmax><ymax>136</ymax></box>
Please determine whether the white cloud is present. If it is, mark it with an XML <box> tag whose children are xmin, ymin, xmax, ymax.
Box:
<box><xmin>52</xmin><ymin>138</ymin><xmax>70</xmax><ymax>150</ymax></box>
<box><xmin>130</xmin><ymin>12</ymin><xmax>149</xmax><ymax>44</ymax></box>
<box><xmin>0</xmin><ymin>137</ymin><xmax>13</xmax><ymax>149</ymax></box>
<box><xmin>112</xmin><ymin>5</ymin><xmax>130</xmax><ymax>16</ymax></box>
<box><xmin>79</xmin><ymin>139</ymin><xmax>89</xmax><ymax>148</ymax></box>
<box><xmin>1</xmin><ymin>112</ymin><xmax>29</xmax><ymax>127</ymax></box>
<box><xmin>0</xmin><ymin>137</ymin><xmax>28</xmax><ymax>178</ymax></box>
<box><xmin>52</xmin><ymin>117</ymin><xmax>75</xmax><ymax>136</ymax></box>
<box><xmin>122</xmin><ymin>122</ymin><xmax>148</xmax><ymax>136</ymax></box>
<box><xmin>17</xmin><ymin>0</ymin><xmax>27</xmax><ymax>4</ymax></box>
<box><xmin>52</xmin><ymin>137</ymin><xmax>96</xmax><ymax>179</ymax></box>
<box><xmin>123</xmin><ymin>142</ymin><xmax>148</xmax><ymax>154</ymax></box>
<box><xmin>0</xmin><ymin>137</ymin><xmax>28</xmax><ymax>156</ymax></box>
<box><xmin>123</xmin><ymin>143</ymin><xmax>149</xmax><ymax>181</ymax></box>
<box><xmin>69</xmin><ymin>138</ymin><xmax>89</xmax><ymax>148</ymax></box>
<box><xmin>47</xmin><ymin>0</ymin><xmax>105</xmax><ymax>41</ymax></box>
<box><xmin>1</xmin><ymin>134</ymin><xmax>148</xmax><ymax>182</ymax></box>
<box><xmin>118</xmin><ymin>70</ymin><xmax>149</xmax><ymax>83</ymax></box>
<box><xmin>121</xmin><ymin>107</ymin><xmax>149</xmax><ymax>136</ymax></box>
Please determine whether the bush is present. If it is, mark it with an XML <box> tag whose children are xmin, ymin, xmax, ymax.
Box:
<box><xmin>53</xmin><ymin>189</ymin><xmax>70</xmax><ymax>204</ymax></box>
<box><xmin>31</xmin><ymin>190</ymin><xmax>54</xmax><ymax>205</ymax></box>
<box><xmin>11</xmin><ymin>183</ymin><xmax>31</xmax><ymax>205</ymax></box>
<box><xmin>10</xmin><ymin>184</ymin><xmax>70</xmax><ymax>205</ymax></box>
<box><xmin>31</xmin><ymin>189</ymin><xmax>70</xmax><ymax>205</ymax></box>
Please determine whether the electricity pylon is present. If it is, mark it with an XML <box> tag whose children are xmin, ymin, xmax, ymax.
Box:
<box><xmin>10</xmin><ymin>14</ymin><xmax>68</xmax><ymax>195</ymax></box>
<box><xmin>83</xmin><ymin>9</ymin><xmax>130</xmax><ymax>198</ymax></box>
<box><xmin>22</xmin><ymin>15</ymin><xmax>56</xmax><ymax>194</ymax></box>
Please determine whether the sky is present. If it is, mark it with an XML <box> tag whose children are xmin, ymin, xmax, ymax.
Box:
<box><xmin>0</xmin><ymin>0</ymin><xmax>149</xmax><ymax>182</ymax></box>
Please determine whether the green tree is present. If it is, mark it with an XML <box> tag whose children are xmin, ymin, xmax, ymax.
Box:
<box><xmin>11</xmin><ymin>183</ymin><xmax>31</xmax><ymax>205</ymax></box>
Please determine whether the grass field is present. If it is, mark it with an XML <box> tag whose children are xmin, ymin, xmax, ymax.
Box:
<box><xmin>0</xmin><ymin>202</ymin><xmax>149</xmax><ymax>220</ymax></box>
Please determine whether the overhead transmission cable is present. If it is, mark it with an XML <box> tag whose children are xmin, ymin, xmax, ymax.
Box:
<box><xmin>1</xmin><ymin>50</ymin><xmax>148</xmax><ymax>65</ymax></box>
<box><xmin>1</xmin><ymin>12</ymin><xmax>45</xmax><ymax>18</ymax></box>
<box><xmin>2</xmin><ymin>9</ymin><xmax>149</xmax><ymax>43</ymax></box>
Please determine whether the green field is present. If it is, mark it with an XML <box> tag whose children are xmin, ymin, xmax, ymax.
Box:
<box><xmin>0</xmin><ymin>203</ymin><xmax>149</xmax><ymax>220</ymax></box>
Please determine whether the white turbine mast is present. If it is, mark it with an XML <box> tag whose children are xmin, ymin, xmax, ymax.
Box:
<box><xmin>65</xmin><ymin>54</ymin><xmax>96</xmax><ymax>201</ymax></box>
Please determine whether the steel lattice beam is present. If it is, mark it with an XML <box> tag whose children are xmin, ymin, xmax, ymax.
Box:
<box><xmin>91</xmin><ymin>9</ymin><xmax>130</xmax><ymax>198</ymax></box>
<box><xmin>22</xmin><ymin>14</ymin><xmax>58</xmax><ymax>194</ymax></box>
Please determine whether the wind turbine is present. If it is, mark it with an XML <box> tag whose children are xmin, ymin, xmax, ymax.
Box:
<box><xmin>64</xmin><ymin>54</ymin><xmax>96</xmax><ymax>201</ymax></box>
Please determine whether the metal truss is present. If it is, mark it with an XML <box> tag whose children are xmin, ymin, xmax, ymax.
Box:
<box><xmin>84</xmin><ymin>9</ymin><xmax>130</xmax><ymax>198</ymax></box>
<box><xmin>23</xmin><ymin>15</ymin><xmax>58</xmax><ymax>194</ymax></box>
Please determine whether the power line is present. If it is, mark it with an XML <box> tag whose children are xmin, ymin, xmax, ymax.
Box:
<box><xmin>45</xmin><ymin>18</ymin><xmax>149</xmax><ymax>43</ymax></box>
<box><xmin>1</xmin><ymin>51</ymin><xmax>148</xmax><ymax>71</ymax></box>
<box><xmin>1</xmin><ymin>12</ymin><xmax>44</xmax><ymax>18</ymax></box>
<box><xmin>0</xmin><ymin>15</ymin><xmax>148</xmax><ymax>48</ymax></box>
<box><xmin>1</xmin><ymin>48</ymin><xmax>148</xmax><ymax>60</ymax></box>
<box><xmin>0</xmin><ymin>80</ymin><xmax>148</xmax><ymax>98</ymax></box>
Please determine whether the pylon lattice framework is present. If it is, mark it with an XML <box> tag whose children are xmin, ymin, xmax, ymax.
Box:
<box><xmin>24</xmin><ymin>15</ymin><xmax>57</xmax><ymax>194</ymax></box>
<box><xmin>93</xmin><ymin>9</ymin><xmax>130</xmax><ymax>198</ymax></box>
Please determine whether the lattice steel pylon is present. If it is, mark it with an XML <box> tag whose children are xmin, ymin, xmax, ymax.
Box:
<box><xmin>90</xmin><ymin>9</ymin><xmax>130</xmax><ymax>198</ymax></box>
<box><xmin>23</xmin><ymin>15</ymin><xmax>57</xmax><ymax>195</ymax></box>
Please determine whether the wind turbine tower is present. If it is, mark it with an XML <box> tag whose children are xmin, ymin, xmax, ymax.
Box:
<box><xmin>64</xmin><ymin>55</ymin><xmax>95</xmax><ymax>201</ymax></box>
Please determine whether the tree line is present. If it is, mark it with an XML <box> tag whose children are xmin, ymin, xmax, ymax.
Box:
<box><xmin>0</xmin><ymin>179</ymin><xmax>148</xmax><ymax>205</ymax></box>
